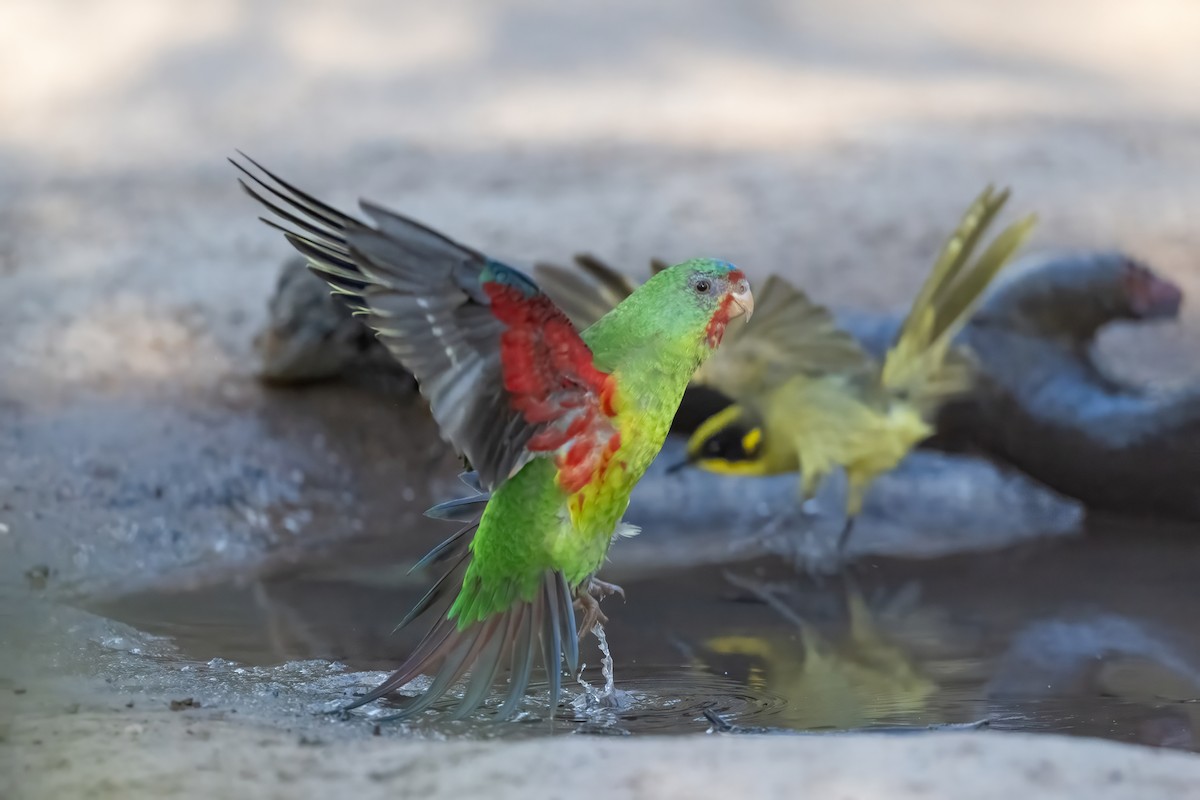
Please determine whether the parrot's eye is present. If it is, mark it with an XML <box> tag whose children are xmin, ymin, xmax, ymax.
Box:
<box><xmin>695</xmin><ymin>279</ymin><xmax>711</xmax><ymax>294</ymax></box>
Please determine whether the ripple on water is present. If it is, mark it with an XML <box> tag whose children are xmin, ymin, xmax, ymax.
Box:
<box><xmin>360</xmin><ymin>665</ymin><xmax>791</xmax><ymax>737</ymax></box>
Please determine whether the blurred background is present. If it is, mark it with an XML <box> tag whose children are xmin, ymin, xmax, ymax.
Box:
<box><xmin>4</xmin><ymin>1</ymin><xmax>1200</xmax><ymax>788</ymax></box>
<box><xmin>3</xmin><ymin>0</ymin><xmax>1199</xmax><ymax>329</ymax></box>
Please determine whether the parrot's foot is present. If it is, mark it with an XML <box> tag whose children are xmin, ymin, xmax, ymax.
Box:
<box><xmin>586</xmin><ymin>576</ymin><xmax>626</xmax><ymax>602</ymax></box>
<box><xmin>574</xmin><ymin>578</ymin><xmax>626</xmax><ymax>639</ymax></box>
<box><xmin>574</xmin><ymin>591</ymin><xmax>608</xmax><ymax>638</ymax></box>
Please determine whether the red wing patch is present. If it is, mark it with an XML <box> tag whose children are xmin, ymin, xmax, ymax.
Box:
<box><xmin>485</xmin><ymin>283</ymin><xmax>621</xmax><ymax>495</ymax></box>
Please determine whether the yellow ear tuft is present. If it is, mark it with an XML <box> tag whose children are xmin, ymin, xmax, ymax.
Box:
<box><xmin>741</xmin><ymin>427</ymin><xmax>762</xmax><ymax>454</ymax></box>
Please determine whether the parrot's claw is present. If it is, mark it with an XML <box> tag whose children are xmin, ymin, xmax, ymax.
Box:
<box><xmin>574</xmin><ymin>591</ymin><xmax>608</xmax><ymax>639</ymax></box>
<box><xmin>573</xmin><ymin>577</ymin><xmax>626</xmax><ymax>639</ymax></box>
<box><xmin>587</xmin><ymin>576</ymin><xmax>626</xmax><ymax>602</ymax></box>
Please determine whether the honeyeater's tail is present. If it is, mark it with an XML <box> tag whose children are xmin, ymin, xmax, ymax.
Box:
<box><xmin>881</xmin><ymin>185</ymin><xmax>1037</xmax><ymax>414</ymax></box>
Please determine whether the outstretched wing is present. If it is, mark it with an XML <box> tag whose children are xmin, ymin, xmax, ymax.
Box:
<box><xmin>233</xmin><ymin>155</ymin><xmax>618</xmax><ymax>493</ymax></box>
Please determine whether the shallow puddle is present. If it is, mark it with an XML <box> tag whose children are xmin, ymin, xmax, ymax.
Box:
<box><xmin>78</xmin><ymin>516</ymin><xmax>1200</xmax><ymax>748</ymax></box>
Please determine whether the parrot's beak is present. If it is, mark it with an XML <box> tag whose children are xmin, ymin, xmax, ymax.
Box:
<box><xmin>729</xmin><ymin>279</ymin><xmax>754</xmax><ymax>322</ymax></box>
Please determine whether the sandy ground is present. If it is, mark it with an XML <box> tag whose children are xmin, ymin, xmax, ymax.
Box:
<box><xmin>3</xmin><ymin>0</ymin><xmax>1200</xmax><ymax>796</ymax></box>
<box><xmin>8</xmin><ymin>711</ymin><xmax>1200</xmax><ymax>800</ymax></box>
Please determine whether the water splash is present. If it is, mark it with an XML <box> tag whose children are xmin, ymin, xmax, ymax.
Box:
<box><xmin>572</xmin><ymin>623</ymin><xmax>625</xmax><ymax>715</ymax></box>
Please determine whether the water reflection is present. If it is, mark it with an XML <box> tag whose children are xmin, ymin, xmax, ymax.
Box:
<box><xmin>88</xmin><ymin>525</ymin><xmax>1200</xmax><ymax>748</ymax></box>
<box><xmin>694</xmin><ymin>576</ymin><xmax>941</xmax><ymax>730</ymax></box>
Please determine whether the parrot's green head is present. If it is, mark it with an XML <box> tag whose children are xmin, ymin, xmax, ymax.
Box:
<box><xmin>591</xmin><ymin>258</ymin><xmax>753</xmax><ymax>353</ymax></box>
<box><xmin>664</xmin><ymin>259</ymin><xmax>754</xmax><ymax>346</ymax></box>
<box><xmin>580</xmin><ymin>258</ymin><xmax>753</xmax><ymax>385</ymax></box>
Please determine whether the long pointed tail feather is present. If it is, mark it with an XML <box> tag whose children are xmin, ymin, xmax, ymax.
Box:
<box><xmin>346</xmin><ymin>512</ymin><xmax>580</xmax><ymax>721</ymax></box>
<box><xmin>342</xmin><ymin>484</ymin><xmax>582</xmax><ymax>720</ymax></box>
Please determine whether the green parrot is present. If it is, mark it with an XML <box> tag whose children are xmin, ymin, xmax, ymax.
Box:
<box><xmin>232</xmin><ymin>155</ymin><xmax>754</xmax><ymax>720</ymax></box>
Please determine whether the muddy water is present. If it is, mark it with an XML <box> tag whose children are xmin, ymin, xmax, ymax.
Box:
<box><xmin>85</xmin><ymin>518</ymin><xmax>1200</xmax><ymax>748</ymax></box>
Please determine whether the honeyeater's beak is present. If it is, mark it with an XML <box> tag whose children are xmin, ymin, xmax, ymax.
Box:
<box><xmin>729</xmin><ymin>278</ymin><xmax>754</xmax><ymax>321</ymax></box>
<box><xmin>665</xmin><ymin>457</ymin><xmax>691</xmax><ymax>475</ymax></box>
